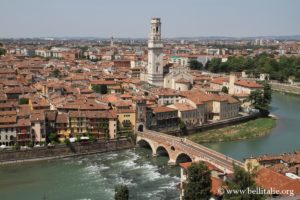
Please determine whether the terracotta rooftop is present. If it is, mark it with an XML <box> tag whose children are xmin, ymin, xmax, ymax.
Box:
<box><xmin>171</xmin><ymin>103</ymin><xmax>196</xmax><ymax>112</ymax></box>
<box><xmin>255</xmin><ymin>167</ymin><xmax>300</xmax><ymax>196</ymax></box>
<box><xmin>90</xmin><ymin>80</ymin><xmax>117</xmax><ymax>85</ymax></box>
<box><xmin>175</xmin><ymin>78</ymin><xmax>190</xmax><ymax>84</ymax></box>
<box><xmin>153</xmin><ymin>106</ymin><xmax>177</xmax><ymax>113</ymax></box>
<box><xmin>235</xmin><ymin>80</ymin><xmax>263</xmax><ymax>88</ymax></box>
<box><xmin>56</xmin><ymin>113</ymin><xmax>68</xmax><ymax>123</ymax></box>
<box><xmin>17</xmin><ymin>118</ymin><xmax>31</xmax><ymax>127</ymax></box>
<box><xmin>0</xmin><ymin>116</ymin><xmax>17</xmax><ymax>124</ymax></box>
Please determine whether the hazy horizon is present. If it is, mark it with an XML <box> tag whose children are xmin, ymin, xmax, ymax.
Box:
<box><xmin>1</xmin><ymin>0</ymin><xmax>299</xmax><ymax>38</ymax></box>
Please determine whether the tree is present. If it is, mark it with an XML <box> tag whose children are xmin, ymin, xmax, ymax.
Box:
<box><xmin>221</xmin><ymin>86</ymin><xmax>229</xmax><ymax>94</ymax></box>
<box><xmin>115</xmin><ymin>185</ymin><xmax>129</xmax><ymax>200</ymax></box>
<box><xmin>224</xmin><ymin>164</ymin><xmax>265</xmax><ymax>200</ymax></box>
<box><xmin>48</xmin><ymin>133</ymin><xmax>58</xmax><ymax>143</ymax></box>
<box><xmin>204</xmin><ymin>54</ymin><xmax>300</xmax><ymax>82</ymax></box>
<box><xmin>0</xmin><ymin>48</ymin><xmax>6</xmax><ymax>56</ymax></box>
<box><xmin>184</xmin><ymin>162</ymin><xmax>212</xmax><ymax>200</ymax></box>
<box><xmin>179</xmin><ymin>120</ymin><xmax>187</xmax><ymax>135</ymax></box>
<box><xmin>19</xmin><ymin>98</ymin><xmax>29</xmax><ymax>105</ymax></box>
<box><xmin>262</xmin><ymin>81</ymin><xmax>272</xmax><ymax>104</ymax></box>
<box><xmin>92</xmin><ymin>85</ymin><xmax>108</xmax><ymax>94</ymax></box>
<box><xmin>207</xmin><ymin>58</ymin><xmax>222</xmax><ymax>73</ymax></box>
<box><xmin>89</xmin><ymin>135</ymin><xmax>97</xmax><ymax>142</ymax></box>
<box><xmin>188</xmin><ymin>60</ymin><xmax>203</xmax><ymax>70</ymax></box>
<box><xmin>248</xmin><ymin>82</ymin><xmax>272</xmax><ymax>117</ymax></box>
<box><xmin>64</xmin><ymin>138</ymin><xmax>71</xmax><ymax>146</ymax></box>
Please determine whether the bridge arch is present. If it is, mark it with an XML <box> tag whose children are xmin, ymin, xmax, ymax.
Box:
<box><xmin>136</xmin><ymin>138</ymin><xmax>156</xmax><ymax>155</ymax></box>
<box><xmin>175</xmin><ymin>152</ymin><xmax>193</xmax><ymax>164</ymax></box>
<box><xmin>136</xmin><ymin>123</ymin><xmax>145</xmax><ymax>132</ymax></box>
<box><xmin>156</xmin><ymin>146</ymin><xmax>170</xmax><ymax>157</ymax></box>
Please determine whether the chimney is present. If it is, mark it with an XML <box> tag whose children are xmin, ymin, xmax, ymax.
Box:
<box><xmin>296</xmin><ymin>167</ymin><xmax>299</xmax><ymax>176</ymax></box>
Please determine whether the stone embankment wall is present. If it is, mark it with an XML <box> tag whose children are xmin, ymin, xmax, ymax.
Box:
<box><xmin>0</xmin><ymin>139</ymin><xmax>134</xmax><ymax>164</ymax></box>
<box><xmin>271</xmin><ymin>83</ymin><xmax>300</xmax><ymax>95</ymax></box>
<box><xmin>163</xmin><ymin>113</ymin><xmax>260</xmax><ymax>135</ymax></box>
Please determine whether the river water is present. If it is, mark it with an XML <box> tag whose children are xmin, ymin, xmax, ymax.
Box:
<box><xmin>0</xmin><ymin>92</ymin><xmax>300</xmax><ymax>200</ymax></box>
<box><xmin>0</xmin><ymin>148</ymin><xmax>180</xmax><ymax>200</ymax></box>
<box><xmin>204</xmin><ymin>92</ymin><xmax>300</xmax><ymax>160</ymax></box>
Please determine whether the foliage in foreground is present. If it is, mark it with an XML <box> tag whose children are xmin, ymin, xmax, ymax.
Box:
<box><xmin>224</xmin><ymin>164</ymin><xmax>265</xmax><ymax>200</ymax></box>
<box><xmin>184</xmin><ymin>162</ymin><xmax>212</xmax><ymax>200</ymax></box>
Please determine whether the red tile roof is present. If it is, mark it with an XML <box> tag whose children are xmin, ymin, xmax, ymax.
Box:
<box><xmin>235</xmin><ymin>80</ymin><xmax>263</xmax><ymax>88</ymax></box>
<box><xmin>153</xmin><ymin>106</ymin><xmax>177</xmax><ymax>113</ymax></box>
<box><xmin>179</xmin><ymin>161</ymin><xmax>224</xmax><ymax>173</ymax></box>
<box><xmin>255</xmin><ymin>167</ymin><xmax>300</xmax><ymax>196</ymax></box>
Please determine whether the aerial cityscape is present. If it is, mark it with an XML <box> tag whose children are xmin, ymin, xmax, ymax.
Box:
<box><xmin>1</xmin><ymin>0</ymin><xmax>300</xmax><ymax>200</ymax></box>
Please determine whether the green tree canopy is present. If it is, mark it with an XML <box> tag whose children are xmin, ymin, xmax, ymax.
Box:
<box><xmin>19</xmin><ymin>98</ymin><xmax>29</xmax><ymax>105</ymax></box>
<box><xmin>205</xmin><ymin>55</ymin><xmax>300</xmax><ymax>82</ymax></box>
<box><xmin>221</xmin><ymin>86</ymin><xmax>229</xmax><ymax>94</ymax></box>
<box><xmin>224</xmin><ymin>164</ymin><xmax>265</xmax><ymax>200</ymax></box>
<box><xmin>51</xmin><ymin>69</ymin><xmax>61</xmax><ymax>78</ymax></box>
<box><xmin>188</xmin><ymin>60</ymin><xmax>203</xmax><ymax>70</ymax></box>
<box><xmin>179</xmin><ymin>120</ymin><xmax>187</xmax><ymax>135</ymax></box>
<box><xmin>92</xmin><ymin>85</ymin><xmax>108</xmax><ymax>94</ymax></box>
<box><xmin>0</xmin><ymin>48</ymin><xmax>6</xmax><ymax>56</ymax></box>
<box><xmin>248</xmin><ymin>81</ymin><xmax>272</xmax><ymax>117</ymax></box>
<box><xmin>48</xmin><ymin>133</ymin><xmax>59</xmax><ymax>143</ymax></box>
<box><xmin>114</xmin><ymin>185</ymin><xmax>129</xmax><ymax>200</ymax></box>
<box><xmin>184</xmin><ymin>162</ymin><xmax>212</xmax><ymax>200</ymax></box>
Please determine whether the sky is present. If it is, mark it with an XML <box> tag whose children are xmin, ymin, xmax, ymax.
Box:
<box><xmin>0</xmin><ymin>0</ymin><xmax>299</xmax><ymax>38</ymax></box>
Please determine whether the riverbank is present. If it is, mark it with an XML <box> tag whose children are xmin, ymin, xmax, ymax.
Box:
<box><xmin>187</xmin><ymin>117</ymin><xmax>277</xmax><ymax>143</ymax></box>
<box><xmin>0</xmin><ymin>138</ymin><xmax>134</xmax><ymax>164</ymax></box>
<box><xmin>271</xmin><ymin>82</ymin><xmax>300</xmax><ymax>95</ymax></box>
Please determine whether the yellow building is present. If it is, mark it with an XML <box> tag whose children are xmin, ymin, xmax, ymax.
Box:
<box><xmin>117</xmin><ymin>109</ymin><xmax>136</xmax><ymax>135</ymax></box>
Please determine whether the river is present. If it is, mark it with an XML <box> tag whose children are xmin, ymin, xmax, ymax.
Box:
<box><xmin>0</xmin><ymin>148</ymin><xmax>180</xmax><ymax>200</ymax></box>
<box><xmin>0</xmin><ymin>92</ymin><xmax>299</xmax><ymax>200</ymax></box>
<box><xmin>204</xmin><ymin>92</ymin><xmax>300</xmax><ymax>160</ymax></box>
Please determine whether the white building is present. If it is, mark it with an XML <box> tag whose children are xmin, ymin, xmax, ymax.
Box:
<box><xmin>164</xmin><ymin>66</ymin><xmax>193</xmax><ymax>91</ymax></box>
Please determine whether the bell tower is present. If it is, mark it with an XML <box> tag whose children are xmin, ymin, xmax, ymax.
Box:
<box><xmin>147</xmin><ymin>18</ymin><xmax>164</xmax><ymax>87</ymax></box>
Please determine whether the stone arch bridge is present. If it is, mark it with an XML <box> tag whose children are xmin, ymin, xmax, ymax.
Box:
<box><xmin>136</xmin><ymin>130</ymin><xmax>244</xmax><ymax>174</ymax></box>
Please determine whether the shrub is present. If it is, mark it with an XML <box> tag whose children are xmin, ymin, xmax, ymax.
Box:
<box><xmin>64</xmin><ymin>138</ymin><xmax>71</xmax><ymax>146</ymax></box>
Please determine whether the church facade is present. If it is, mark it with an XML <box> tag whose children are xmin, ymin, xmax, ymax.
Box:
<box><xmin>164</xmin><ymin>66</ymin><xmax>193</xmax><ymax>91</ymax></box>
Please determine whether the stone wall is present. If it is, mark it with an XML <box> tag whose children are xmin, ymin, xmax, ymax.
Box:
<box><xmin>271</xmin><ymin>83</ymin><xmax>300</xmax><ymax>95</ymax></box>
<box><xmin>162</xmin><ymin>113</ymin><xmax>260</xmax><ymax>135</ymax></box>
<box><xmin>0</xmin><ymin>139</ymin><xmax>134</xmax><ymax>164</ymax></box>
